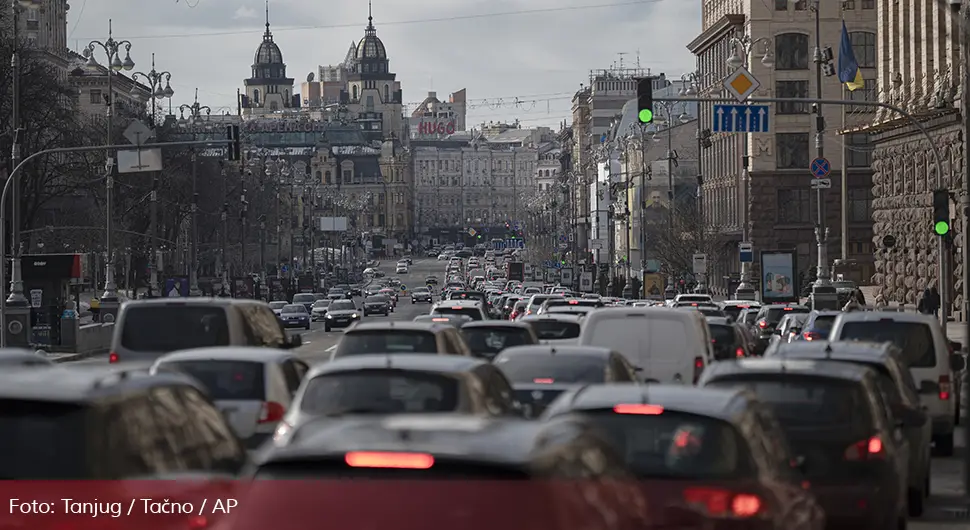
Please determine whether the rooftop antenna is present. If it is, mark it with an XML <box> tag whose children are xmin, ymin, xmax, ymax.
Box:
<box><xmin>635</xmin><ymin>49</ymin><xmax>641</xmax><ymax>70</ymax></box>
<box><xmin>617</xmin><ymin>52</ymin><xmax>627</xmax><ymax>70</ymax></box>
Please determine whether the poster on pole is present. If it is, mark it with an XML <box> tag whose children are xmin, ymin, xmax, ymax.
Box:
<box><xmin>759</xmin><ymin>250</ymin><xmax>797</xmax><ymax>303</ymax></box>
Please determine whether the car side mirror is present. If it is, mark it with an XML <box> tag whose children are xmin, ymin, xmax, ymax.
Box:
<box><xmin>949</xmin><ymin>341</ymin><xmax>962</xmax><ymax>353</ymax></box>
<box><xmin>950</xmin><ymin>353</ymin><xmax>966</xmax><ymax>372</ymax></box>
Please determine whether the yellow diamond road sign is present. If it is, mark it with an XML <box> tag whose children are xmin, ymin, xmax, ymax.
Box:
<box><xmin>723</xmin><ymin>67</ymin><xmax>760</xmax><ymax>102</ymax></box>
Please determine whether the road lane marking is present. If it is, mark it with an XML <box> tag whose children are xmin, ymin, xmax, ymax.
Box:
<box><xmin>326</xmin><ymin>344</ymin><xmax>337</xmax><ymax>352</ymax></box>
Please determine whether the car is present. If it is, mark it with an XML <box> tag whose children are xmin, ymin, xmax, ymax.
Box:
<box><xmin>767</xmin><ymin>313</ymin><xmax>809</xmax><ymax>349</ymax></box>
<box><xmin>536</xmin><ymin>298</ymin><xmax>604</xmax><ymax>315</ymax></box>
<box><xmin>279</xmin><ymin>304</ymin><xmax>311</xmax><ymax>330</ymax></box>
<box><xmin>796</xmin><ymin>310</ymin><xmax>842</xmax><ymax>341</ymax></box>
<box><xmin>331</xmin><ymin>321</ymin><xmax>473</xmax><ymax>359</ymax></box>
<box><xmin>828</xmin><ymin>311</ymin><xmax>966</xmax><ymax>456</ymax></box>
<box><xmin>518</xmin><ymin>314</ymin><xmax>582</xmax><ymax>345</ymax></box>
<box><xmin>396</xmin><ymin>265</ymin><xmax>409</xmax><ymax>274</ymax></box>
<box><xmin>109</xmin><ymin>298</ymin><xmax>302</xmax><ymax>364</ymax></box>
<box><xmin>327</xmin><ymin>289</ymin><xmax>347</xmax><ymax>300</ymax></box>
<box><xmin>437</xmin><ymin>253</ymin><xmax>450</xmax><ymax>260</ymax></box>
<box><xmin>272</xmin><ymin>355</ymin><xmax>522</xmax><ymax>446</ymax></box>
<box><xmin>323</xmin><ymin>300</ymin><xmax>361</xmax><ymax>332</ymax></box>
<box><xmin>542</xmin><ymin>384</ymin><xmax>825</xmax><ymax>530</ymax></box>
<box><xmin>268</xmin><ymin>301</ymin><xmax>288</xmax><ymax>316</ymax></box>
<box><xmin>493</xmin><ymin>345</ymin><xmax>640</xmax><ymax>416</ymax></box>
<box><xmin>459</xmin><ymin>321</ymin><xmax>539</xmax><ymax>361</ymax></box>
<box><xmin>348</xmin><ymin>285</ymin><xmax>363</xmax><ymax>296</ymax></box>
<box><xmin>411</xmin><ymin>287</ymin><xmax>433</xmax><ymax>303</ymax></box>
<box><xmin>362</xmin><ymin>295</ymin><xmax>391</xmax><ymax>316</ymax></box>
<box><xmin>0</xmin><ymin>348</ymin><xmax>54</xmax><ymax>367</ymax></box>
<box><xmin>699</xmin><ymin>358</ymin><xmax>915</xmax><ymax>530</ymax></box>
<box><xmin>310</xmin><ymin>299</ymin><xmax>331</xmax><ymax>321</ymax></box>
<box><xmin>430</xmin><ymin>299</ymin><xmax>488</xmax><ymax>321</ymax></box>
<box><xmin>765</xmin><ymin>340</ymin><xmax>934</xmax><ymax>516</ymax></box>
<box><xmin>412</xmin><ymin>314</ymin><xmax>474</xmax><ymax>327</ymax></box>
<box><xmin>292</xmin><ymin>293</ymin><xmax>316</xmax><ymax>312</ymax></box>
<box><xmin>705</xmin><ymin>317</ymin><xmax>752</xmax><ymax>360</ymax></box>
<box><xmin>442</xmin><ymin>290</ymin><xmax>488</xmax><ymax>305</ymax></box>
<box><xmin>401</xmin><ymin>256</ymin><xmax>413</xmax><ymax>265</ymax></box>
<box><xmin>752</xmin><ymin>304</ymin><xmax>811</xmax><ymax>352</ymax></box>
<box><xmin>0</xmin><ymin>365</ymin><xmax>247</xmax><ymax>481</ymax></box>
<box><xmin>718</xmin><ymin>300</ymin><xmax>763</xmax><ymax>320</ymax></box>
<box><xmin>523</xmin><ymin>294</ymin><xmax>565</xmax><ymax>316</ymax></box>
<box><xmin>150</xmin><ymin>347</ymin><xmax>309</xmax><ymax>449</ymax></box>
<box><xmin>425</xmin><ymin>275</ymin><xmax>438</xmax><ymax>285</ymax></box>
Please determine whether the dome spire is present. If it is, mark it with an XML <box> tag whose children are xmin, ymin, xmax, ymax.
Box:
<box><xmin>264</xmin><ymin>0</ymin><xmax>272</xmax><ymax>39</ymax></box>
<box><xmin>365</xmin><ymin>0</ymin><xmax>375</xmax><ymax>35</ymax></box>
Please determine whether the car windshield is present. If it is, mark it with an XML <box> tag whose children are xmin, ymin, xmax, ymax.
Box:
<box><xmin>282</xmin><ymin>305</ymin><xmax>306</xmax><ymax>314</ymax></box>
<box><xmin>722</xmin><ymin>305</ymin><xmax>754</xmax><ymax>319</ymax></box>
<box><xmin>762</xmin><ymin>307</ymin><xmax>810</xmax><ymax>324</ymax></box>
<box><xmin>365</xmin><ymin>296</ymin><xmax>387</xmax><ymax>303</ymax></box>
<box><xmin>528</xmin><ymin>319</ymin><xmax>581</xmax><ymax>340</ymax></box>
<box><xmin>335</xmin><ymin>331</ymin><xmax>439</xmax><ymax>356</ymax></box>
<box><xmin>433</xmin><ymin>306</ymin><xmax>483</xmax><ymax>320</ymax></box>
<box><xmin>300</xmin><ymin>371</ymin><xmax>460</xmax><ymax>415</ymax></box>
<box><xmin>312</xmin><ymin>300</ymin><xmax>331</xmax><ymax>308</ymax></box>
<box><xmin>583</xmin><ymin>411</ymin><xmax>753</xmax><ymax>479</ymax></box>
<box><xmin>413</xmin><ymin>288</ymin><xmax>430</xmax><ymax>294</ymax></box>
<box><xmin>120</xmin><ymin>306</ymin><xmax>229</xmax><ymax>352</ymax></box>
<box><xmin>461</xmin><ymin>328</ymin><xmax>533</xmax><ymax>355</ymax></box>
<box><xmin>0</xmin><ymin>400</ymin><xmax>87</xmax><ymax>479</ymax></box>
<box><xmin>293</xmin><ymin>294</ymin><xmax>315</xmax><ymax>304</ymax></box>
<box><xmin>330</xmin><ymin>301</ymin><xmax>356</xmax><ymax>311</ymax></box>
<box><xmin>836</xmin><ymin>321</ymin><xmax>937</xmax><ymax>367</ymax></box>
<box><xmin>494</xmin><ymin>354</ymin><xmax>605</xmax><ymax>384</ymax></box>
<box><xmin>157</xmin><ymin>360</ymin><xmax>265</xmax><ymax>400</ymax></box>
<box><xmin>269</xmin><ymin>301</ymin><xmax>287</xmax><ymax>310</ymax></box>
<box><xmin>546</xmin><ymin>306</ymin><xmax>591</xmax><ymax>315</ymax></box>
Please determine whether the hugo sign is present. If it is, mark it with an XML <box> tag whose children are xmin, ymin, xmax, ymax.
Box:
<box><xmin>417</xmin><ymin>120</ymin><xmax>456</xmax><ymax>135</ymax></box>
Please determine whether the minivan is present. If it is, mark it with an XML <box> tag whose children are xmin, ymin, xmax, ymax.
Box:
<box><xmin>109</xmin><ymin>298</ymin><xmax>303</xmax><ymax>364</ymax></box>
<box><xmin>578</xmin><ymin>307</ymin><xmax>714</xmax><ymax>384</ymax></box>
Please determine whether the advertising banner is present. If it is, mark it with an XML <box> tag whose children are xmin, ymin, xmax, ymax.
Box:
<box><xmin>642</xmin><ymin>273</ymin><xmax>664</xmax><ymax>298</ymax></box>
<box><xmin>760</xmin><ymin>250</ymin><xmax>797</xmax><ymax>303</ymax></box>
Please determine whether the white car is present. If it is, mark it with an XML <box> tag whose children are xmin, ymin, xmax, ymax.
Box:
<box><xmin>396</xmin><ymin>265</ymin><xmax>409</xmax><ymax>274</ymax></box>
<box><xmin>268</xmin><ymin>301</ymin><xmax>288</xmax><ymax>316</ymax></box>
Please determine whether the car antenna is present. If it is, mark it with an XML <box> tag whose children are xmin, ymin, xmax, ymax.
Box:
<box><xmin>824</xmin><ymin>342</ymin><xmax>833</xmax><ymax>358</ymax></box>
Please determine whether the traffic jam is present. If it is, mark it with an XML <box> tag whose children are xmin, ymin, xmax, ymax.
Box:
<box><xmin>2</xmin><ymin>245</ymin><xmax>966</xmax><ymax>530</ymax></box>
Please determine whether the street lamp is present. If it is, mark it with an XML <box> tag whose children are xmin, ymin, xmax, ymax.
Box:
<box><xmin>82</xmin><ymin>20</ymin><xmax>135</xmax><ymax>318</ymax></box>
<box><xmin>178</xmin><ymin>89</ymin><xmax>211</xmax><ymax>297</ymax></box>
<box><xmin>130</xmin><ymin>53</ymin><xmax>174</xmax><ymax>125</ymax></box>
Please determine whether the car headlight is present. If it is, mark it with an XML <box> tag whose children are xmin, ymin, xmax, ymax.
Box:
<box><xmin>326</xmin><ymin>314</ymin><xmax>333</xmax><ymax>319</ymax></box>
<box><xmin>351</xmin><ymin>313</ymin><xmax>359</xmax><ymax>318</ymax></box>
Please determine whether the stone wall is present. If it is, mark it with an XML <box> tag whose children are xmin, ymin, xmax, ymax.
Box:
<box><xmin>870</xmin><ymin>121</ymin><xmax>965</xmax><ymax>315</ymax></box>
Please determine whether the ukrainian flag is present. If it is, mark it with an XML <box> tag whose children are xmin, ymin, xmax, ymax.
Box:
<box><xmin>838</xmin><ymin>21</ymin><xmax>865</xmax><ymax>91</ymax></box>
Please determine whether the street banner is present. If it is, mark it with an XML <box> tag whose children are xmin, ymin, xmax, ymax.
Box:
<box><xmin>760</xmin><ymin>250</ymin><xmax>798</xmax><ymax>303</ymax></box>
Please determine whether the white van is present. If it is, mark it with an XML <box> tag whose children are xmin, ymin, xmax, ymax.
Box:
<box><xmin>828</xmin><ymin>311</ymin><xmax>966</xmax><ymax>456</ymax></box>
<box><xmin>578</xmin><ymin>307</ymin><xmax>714</xmax><ymax>384</ymax></box>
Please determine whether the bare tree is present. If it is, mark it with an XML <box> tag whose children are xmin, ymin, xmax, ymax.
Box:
<box><xmin>642</xmin><ymin>198</ymin><xmax>732</xmax><ymax>280</ymax></box>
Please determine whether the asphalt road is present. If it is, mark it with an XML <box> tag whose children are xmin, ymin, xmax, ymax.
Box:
<box><xmin>67</xmin><ymin>258</ymin><xmax>443</xmax><ymax>367</ymax></box>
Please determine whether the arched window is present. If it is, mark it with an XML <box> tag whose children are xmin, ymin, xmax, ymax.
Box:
<box><xmin>352</xmin><ymin>85</ymin><xmax>358</xmax><ymax>100</ymax></box>
<box><xmin>849</xmin><ymin>31</ymin><xmax>877</xmax><ymax>68</ymax></box>
<box><xmin>774</xmin><ymin>33</ymin><xmax>809</xmax><ymax>70</ymax></box>
<box><xmin>325</xmin><ymin>171</ymin><xmax>332</xmax><ymax>185</ymax></box>
<box><xmin>384</xmin><ymin>84</ymin><xmax>389</xmax><ymax>102</ymax></box>
<box><xmin>253</xmin><ymin>89</ymin><xmax>260</xmax><ymax>104</ymax></box>
<box><xmin>284</xmin><ymin>90</ymin><xmax>290</xmax><ymax>103</ymax></box>
<box><xmin>315</xmin><ymin>171</ymin><xmax>322</xmax><ymax>183</ymax></box>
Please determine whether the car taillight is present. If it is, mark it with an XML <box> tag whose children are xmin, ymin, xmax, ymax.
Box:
<box><xmin>509</xmin><ymin>311</ymin><xmax>518</xmax><ymax>319</ymax></box>
<box><xmin>802</xmin><ymin>331</ymin><xmax>821</xmax><ymax>341</ymax></box>
<box><xmin>735</xmin><ymin>347</ymin><xmax>745</xmax><ymax>358</ymax></box>
<box><xmin>757</xmin><ymin>320</ymin><xmax>768</xmax><ymax>329</ymax></box>
<box><xmin>693</xmin><ymin>356</ymin><xmax>704</xmax><ymax>383</ymax></box>
<box><xmin>108</xmin><ymin>352</ymin><xmax>119</xmax><ymax>363</ymax></box>
<box><xmin>258</xmin><ymin>401</ymin><xmax>286</xmax><ymax>424</ymax></box>
<box><xmin>939</xmin><ymin>375</ymin><xmax>951</xmax><ymax>400</ymax></box>
<box><xmin>682</xmin><ymin>487</ymin><xmax>764</xmax><ymax>518</ymax></box>
<box><xmin>844</xmin><ymin>436</ymin><xmax>886</xmax><ymax>460</ymax></box>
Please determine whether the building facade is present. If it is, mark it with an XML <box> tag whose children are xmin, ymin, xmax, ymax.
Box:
<box><xmin>688</xmin><ymin>0</ymin><xmax>877</xmax><ymax>296</ymax></box>
<box><xmin>410</xmin><ymin>89</ymin><xmax>468</xmax><ymax>140</ymax></box>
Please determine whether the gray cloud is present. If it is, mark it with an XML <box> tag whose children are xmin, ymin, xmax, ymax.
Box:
<box><xmin>68</xmin><ymin>0</ymin><xmax>698</xmax><ymax>127</ymax></box>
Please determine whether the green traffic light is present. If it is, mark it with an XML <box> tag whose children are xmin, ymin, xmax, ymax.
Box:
<box><xmin>638</xmin><ymin>108</ymin><xmax>653</xmax><ymax>123</ymax></box>
<box><xmin>934</xmin><ymin>221</ymin><xmax>950</xmax><ymax>235</ymax></box>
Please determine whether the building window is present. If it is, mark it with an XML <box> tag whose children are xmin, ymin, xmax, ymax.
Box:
<box><xmin>862</xmin><ymin>0</ymin><xmax>874</xmax><ymax>8</ymax></box>
<box><xmin>848</xmin><ymin>187</ymin><xmax>873</xmax><ymax>222</ymax></box>
<box><xmin>352</xmin><ymin>85</ymin><xmax>358</xmax><ymax>100</ymax></box>
<box><xmin>774</xmin><ymin>0</ymin><xmax>805</xmax><ymax>8</ymax></box>
<box><xmin>777</xmin><ymin>189</ymin><xmax>812</xmax><ymax>224</ymax></box>
<box><xmin>384</xmin><ymin>84</ymin><xmax>389</xmax><ymax>102</ymax></box>
<box><xmin>775</xmin><ymin>80</ymin><xmax>809</xmax><ymax>113</ymax></box>
<box><xmin>342</xmin><ymin>170</ymin><xmax>351</xmax><ymax>184</ymax></box>
<box><xmin>366</xmin><ymin>95</ymin><xmax>374</xmax><ymax>109</ymax></box>
<box><xmin>843</xmin><ymin>0</ymin><xmax>855</xmax><ymax>8</ymax></box>
<box><xmin>848</xmin><ymin>78</ymin><xmax>877</xmax><ymax>112</ymax></box>
<box><xmin>846</xmin><ymin>133</ymin><xmax>872</xmax><ymax>167</ymax></box>
<box><xmin>775</xmin><ymin>133</ymin><xmax>809</xmax><ymax>169</ymax></box>
<box><xmin>325</xmin><ymin>171</ymin><xmax>332</xmax><ymax>185</ymax></box>
<box><xmin>849</xmin><ymin>32</ymin><xmax>877</xmax><ymax>68</ymax></box>
<box><xmin>253</xmin><ymin>89</ymin><xmax>260</xmax><ymax>104</ymax></box>
<box><xmin>774</xmin><ymin>33</ymin><xmax>810</xmax><ymax>70</ymax></box>
<box><xmin>89</xmin><ymin>89</ymin><xmax>102</xmax><ymax>104</ymax></box>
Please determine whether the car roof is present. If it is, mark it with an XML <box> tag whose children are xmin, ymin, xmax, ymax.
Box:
<box><xmin>460</xmin><ymin>321</ymin><xmax>534</xmax><ymax>331</ymax></box>
<box><xmin>833</xmin><ymin>311</ymin><xmax>939</xmax><ymax>324</ymax></box>
<box><xmin>769</xmin><ymin>340</ymin><xmax>899</xmax><ymax>365</ymax></box>
<box><xmin>153</xmin><ymin>346</ymin><xmax>295</xmax><ymax>364</ymax></box>
<box><xmin>705</xmin><ymin>317</ymin><xmax>733</xmax><ymax>326</ymax></box>
<box><xmin>552</xmin><ymin>383</ymin><xmax>756</xmax><ymax>423</ymax></box>
<box><xmin>259</xmin><ymin>415</ymin><xmax>548</xmax><ymax>467</ymax></box>
<box><xmin>433</xmin><ymin>299</ymin><xmax>482</xmax><ymax>307</ymax></box>
<box><xmin>121</xmin><ymin>297</ymin><xmax>264</xmax><ymax>308</ymax></box>
<box><xmin>345</xmin><ymin>321</ymin><xmax>451</xmax><ymax>333</ymax></box>
<box><xmin>761</xmin><ymin>304</ymin><xmax>809</xmax><ymax>310</ymax></box>
<box><xmin>702</xmin><ymin>357</ymin><xmax>872</xmax><ymax>383</ymax></box>
<box><xmin>497</xmin><ymin>345</ymin><xmax>613</xmax><ymax>359</ymax></box>
<box><xmin>0</xmin><ymin>365</ymin><xmax>203</xmax><ymax>403</ymax></box>
<box><xmin>519</xmin><ymin>314</ymin><xmax>584</xmax><ymax>323</ymax></box>
<box><xmin>308</xmin><ymin>354</ymin><xmax>487</xmax><ymax>378</ymax></box>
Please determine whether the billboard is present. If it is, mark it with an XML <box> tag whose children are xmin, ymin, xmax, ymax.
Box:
<box><xmin>411</xmin><ymin>118</ymin><xmax>457</xmax><ymax>138</ymax></box>
<box><xmin>760</xmin><ymin>250</ymin><xmax>798</xmax><ymax>303</ymax></box>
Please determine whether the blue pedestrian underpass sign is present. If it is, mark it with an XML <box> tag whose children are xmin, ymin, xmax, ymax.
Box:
<box><xmin>810</xmin><ymin>158</ymin><xmax>830</xmax><ymax>178</ymax></box>
<box><xmin>712</xmin><ymin>104</ymin><xmax>770</xmax><ymax>133</ymax></box>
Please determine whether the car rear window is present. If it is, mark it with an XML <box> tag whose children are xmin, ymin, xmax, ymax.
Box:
<box><xmin>300</xmin><ymin>371</ymin><xmax>460</xmax><ymax>415</ymax></box>
<box><xmin>708</xmin><ymin>324</ymin><xmax>739</xmax><ymax>359</ymax></box>
<box><xmin>583</xmin><ymin>411</ymin><xmax>753</xmax><ymax>479</ymax></box>
<box><xmin>365</xmin><ymin>296</ymin><xmax>387</xmax><ymax>303</ymax></box>
<box><xmin>336</xmin><ymin>331</ymin><xmax>439</xmax><ymax>356</ymax></box>
<box><xmin>722</xmin><ymin>305</ymin><xmax>753</xmax><ymax>319</ymax></box>
<box><xmin>461</xmin><ymin>328</ymin><xmax>534</xmax><ymax>355</ymax></box>
<box><xmin>836</xmin><ymin>321</ymin><xmax>937</xmax><ymax>367</ymax></box>
<box><xmin>0</xmin><ymin>400</ymin><xmax>88</xmax><ymax>479</ymax></box>
<box><xmin>293</xmin><ymin>294</ymin><xmax>315</xmax><ymax>304</ymax></box>
<box><xmin>528</xmin><ymin>320</ymin><xmax>581</xmax><ymax>340</ymax></box>
<box><xmin>282</xmin><ymin>305</ymin><xmax>306</xmax><ymax>314</ymax></box>
<box><xmin>705</xmin><ymin>376</ymin><xmax>872</xmax><ymax>429</ymax></box>
<box><xmin>120</xmin><ymin>306</ymin><xmax>229</xmax><ymax>352</ymax></box>
<box><xmin>762</xmin><ymin>307</ymin><xmax>809</xmax><ymax>324</ymax></box>
<box><xmin>807</xmin><ymin>314</ymin><xmax>837</xmax><ymax>332</ymax></box>
<box><xmin>330</xmin><ymin>300</ymin><xmax>356</xmax><ymax>311</ymax></box>
<box><xmin>494</xmin><ymin>354</ymin><xmax>606</xmax><ymax>384</ymax></box>
<box><xmin>158</xmin><ymin>360</ymin><xmax>266</xmax><ymax>400</ymax></box>
<box><xmin>433</xmin><ymin>306</ymin><xmax>483</xmax><ymax>321</ymax></box>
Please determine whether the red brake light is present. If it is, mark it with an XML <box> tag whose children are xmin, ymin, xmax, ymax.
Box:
<box><xmin>345</xmin><ymin>451</ymin><xmax>434</xmax><ymax>469</ymax></box>
<box><xmin>451</xmin><ymin>306</ymin><xmax>462</xmax><ymax>310</ymax></box>
<box><xmin>735</xmin><ymin>347</ymin><xmax>745</xmax><ymax>358</ymax></box>
<box><xmin>431</xmin><ymin>318</ymin><xmax>449</xmax><ymax>322</ymax></box>
<box><xmin>939</xmin><ymin>375</ymin><xmax>951</xmax><ymax>400</ymax></box>
<box><xmin>802</xmin><ymin>331</ymin><xmax>821</xmax><ymax>341</ymax></box>
<box><xmin>613</xmin><ymin>404</ymin><xmax>664</xmax><ymax>415</ymax></box>
<box><xmin>844</xmin><ymin>436</ymin><xmax>886</xmax><ymax>460</ymax></box>
<box><xmin>568</xmin><ymin>300</ymin><xmax>579</xmax><ymax>305</ymax></box>
<box><xmin>783</xmin><ymin>307</ymin><xmax>793</xmax><ymax>311</ymax></box>
<box><xmin>258</xmin><ymin>401</ymin><xmax>286</xmax><ymax>424</ymax></box>
<box><xmin>108</xmin><ymin>352</ymin><xmax>119</xmax><ymax>363</ymax></box>
<box><xmin>691</xmin><ymin>303</ymin><xmax>698</xmax><ymax>306</ymax></box>
<box><xmin>694</xmin><ymin>357</ymin><xmax>704</xmax><ymax>369</ymax></box>
<box><xmin>682</xmin><ymin>487</ymin><xmax>764</xmax><ymax>518</ymax></box>
<box><xmin>757</xmin><ymin>320</ymin><xmax>768</xmax><ymax>329</ymax></box>
<box><xmin>533</xmin><ymin>378</ymin><xmax>555</xmax><ymax>384</ymax></box>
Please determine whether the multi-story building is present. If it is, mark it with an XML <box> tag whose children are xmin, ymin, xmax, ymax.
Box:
<box><xmin>2</xmin><ymin>0</ymin><xmax>70</xmax><ymax>72</ymax></box>
<box><xmin>240</xmin><ymin>11</ymin><xmax>299</xmax><ymax>116</ymax></box>
<box><xmin>410</xmin><ymin>90</ymin><xmax>467</xmax><ymax>140</ymax></box>
<box><xmin>687</xmin><ymin>0</ymin><xmax>876</xmax><ymax>296</ymax></box>
<box><xmin>856</xmin><ymin>0</ymin><xmax>966</xmax><ymax>318</ymax></box>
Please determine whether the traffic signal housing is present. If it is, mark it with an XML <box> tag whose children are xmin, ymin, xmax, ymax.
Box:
<box><xmin>933</xmin><ymin>189</ymin><xmax>950</xmax><ymax>236</ymax></box>
<box><xmin>637</xmin><ymin>78</ymin><xmax>654</xmax><ymax>124</ymax></box>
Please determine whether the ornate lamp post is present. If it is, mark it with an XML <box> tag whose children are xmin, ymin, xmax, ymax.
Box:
<box><xmin>130</xmin><ymin>53</ymin><xmax>174</xmax><ymax>125</ymax></box>
<box><xmin>178</xmin><ymin>89</ymin><xmax>211</xmax><ymax>296</ymax></box>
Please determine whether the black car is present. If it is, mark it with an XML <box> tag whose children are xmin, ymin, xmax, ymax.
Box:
<box><xmin>411</xmin><ymin>287</ymin><xmax>433</xmax><ymax>303</ymax></box>
<box><xmin>235</xmin><ymin>415</ymin><xmax>649</xmax><ymax>530</ymax></box>
<box><xmin>543</xmin><ymin>384</ymin><xmax>825</xmax><ymax>530</ymax></box>
<box><xmin>348</xmin><ymin>284</ymin><xmax>363</xmax><ymax>296</ymax></box>
<box><xmin>705</xmin><ymin>317</ymin><xmax>752</xmax><ymax>360</ymax></box>
<box><xmin>493</xmin><ymin>345</ymin><xmax>640</xmax><ymax>416</ymax></box>
<box><xmin>323</xmin><ymin>300</ymin><xmax>361</xmax><ymax>332</ymax></box>
<box><xmin>362</xmin><ymin>295</ymin><xmax>391</xmax><ymax>316</ymax></box>
<box><xmin>752</xmin><ymin>305</ymin><xmax>810</xmax><ymax>351</ymax></box>
<box><xmin>425</xmin><ymin>275</ymin><xmax>438</xmax><ymax>285</ymax></box>
<box><xmin>280</xmin><ymin>304</ymin><xmax>311</xmax><ymax>330</ymax></box>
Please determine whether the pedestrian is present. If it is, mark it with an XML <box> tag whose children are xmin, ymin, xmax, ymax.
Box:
<box><xmin>928</xmin><ymin>285</ymin><xmax>941</xmax><ymax>317</ymax></box>
<box><xmin>854</xmin><ymin>288</ymin><xmax>867</xmax><ymax>307</ymax></box>
<box><xmin>842</xmin><ymin>296</ymin><xmax>862</xmax><ymax>312</ymax></box>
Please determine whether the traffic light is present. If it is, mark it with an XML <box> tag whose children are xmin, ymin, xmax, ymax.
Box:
<box><xmin>226</xmin><ymin>125</ymin><xmax>240</xmax><ymax>161</ymax></box>
<box><xmin>933</xmin><ymin>189</ymin><xmax>950</xmax><ymax>236</ymax></box>
<box><xmin>637</xmin><ymin>78</ymin><xmax>654</xmax><ymax>124</ymax></box>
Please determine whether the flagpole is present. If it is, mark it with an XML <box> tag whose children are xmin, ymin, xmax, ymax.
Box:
<box><xmin>839</xmin><ymin>4</ymin><xmax>849</xmax><ymax>265</ymax></box>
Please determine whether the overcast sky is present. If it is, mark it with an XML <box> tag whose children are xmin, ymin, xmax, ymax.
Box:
<box><xmin>67</xmin><ymin>0</ymin><xmax>698</xmax><ymax>129</ymax></box>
